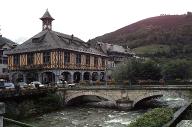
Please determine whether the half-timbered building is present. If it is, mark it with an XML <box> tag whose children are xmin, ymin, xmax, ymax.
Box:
<box><xmin>7</xmin><ymin>10</ymin><xmax>107</xmax><ymax>84</ymax></box>
<box><xmin>0</xmin><ymin>35</ymin><xmax>17</xmax><ymax>80</ymax></box>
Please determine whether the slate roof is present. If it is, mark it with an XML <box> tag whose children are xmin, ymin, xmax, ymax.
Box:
<box><xmin>40</xmin><ymin>9</ymin><xmax>54</xmax><ymax>20</ymax></box>
<box><xmin>7</xmin><ymin>30</ymin><xmax>106</xmax><ymax>56</ymax></box>
<box><xmin>0</xmin><ymin>35</ymin><xmax>17</xmax><ymax>48</ymax></box>
<box><xmin>96</xmin><ymin>42</ymin><xmax>133</xmax><ymax>55</ymax></box>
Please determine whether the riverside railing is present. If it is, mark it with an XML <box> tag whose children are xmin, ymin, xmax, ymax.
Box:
<box><xmin>4</xmin><ymin>117</ymin><xmax>35</xmax><ymax>127</ymax></box>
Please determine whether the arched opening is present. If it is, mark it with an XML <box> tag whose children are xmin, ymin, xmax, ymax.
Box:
<box><xmin>83</xmin><ymin>72</ymin><xmax>90</xmax><ymax>81</ymax></box>
<box><xmin>62</xmin><ymin>72</ymin><xmax>71</xmax><ymax>83</ymax></box>
<box><xmin>26</xmin><ymin>72</ymin><xmax>38</xmax><ymax>84</ymax></box>
<box><xmin>12</xmin><ymin>73</ymin><xmax>23</xmax><ymax>83</ymax></box>
<box><xmin>73</xmin><ymin>72</ymin><xmax>81</xmax><ymax>83</ymax></box>
<box><xmin>92</xmin><ymin>72</ymin><xmax>98</xmax><ymax>81</ymax></box>
<box><xmin>41</xmin><ymin>72</ymin><xmax>55</xmax><ymax>84</ymax></box>
<box><xmin>67</xmin><ymin>95</ymin><xmax>109</xmax><ymax>106</ymax></box>
<box><xmin>100</xmin><ymin>72</ymin><xmax>105</xmax><ymax>81</ymax></box>
<box><xmin>134</xmin><ymin>95</ymin><xmax>163</xmax><ymax>109</ymax></box>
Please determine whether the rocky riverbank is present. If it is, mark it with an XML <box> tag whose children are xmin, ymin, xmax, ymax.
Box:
<box><xmin>4</xmin><ymin>93</ymin><xmax>64</xmax><ymax>120</ymax></box>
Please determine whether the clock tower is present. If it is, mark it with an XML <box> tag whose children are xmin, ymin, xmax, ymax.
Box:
<box><xmin>40</xmin><ymin>9</ymin><xmax>54</xmax><ymax>31</ymax></box>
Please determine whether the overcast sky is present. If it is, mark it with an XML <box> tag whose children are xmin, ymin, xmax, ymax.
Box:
<box><xmin>0</xmin><ymin>0</ymin><xmax>192</xmax><ymax>44</ymax></box>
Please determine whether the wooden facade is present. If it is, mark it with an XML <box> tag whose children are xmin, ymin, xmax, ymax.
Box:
<box><xmin>8</xmin><ymin>49</ymin><xmax>107</xmax><ymax>71</ymax></box>
<box><xmin>7</xmin><ymin>10</ymin><xmax>107</xmax><ymax>83</ymax></box>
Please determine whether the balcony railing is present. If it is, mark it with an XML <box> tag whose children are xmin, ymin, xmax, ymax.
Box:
<box><xmin>8</xmin><ymin>63</ymin><xmax>105</xmax><ymax>71</ymax></box>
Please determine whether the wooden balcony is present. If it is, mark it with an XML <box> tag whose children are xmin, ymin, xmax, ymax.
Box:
<box><xmin>8</xmin><ymin>63</ymin><xmax>105</xmax><ymax>71</ymax></box>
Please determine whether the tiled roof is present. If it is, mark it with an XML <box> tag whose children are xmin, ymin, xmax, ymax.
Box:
<box><xmin>7</xmin><ymin>30</ymin><xmax>106</xmax><ymax>56</ymax></box>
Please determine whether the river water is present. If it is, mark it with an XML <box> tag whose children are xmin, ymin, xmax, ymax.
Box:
<box><xmin>6</xmin><ymin>96</ymin><xmax>187</xmax><ymax>127</ymax></box>
<box><xmin>7</xmin><ymin>107</ymin><xmax>145</xmax><ymax>127</ymax></box>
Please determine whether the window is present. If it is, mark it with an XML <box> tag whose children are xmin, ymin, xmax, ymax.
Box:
<box><xmin>32</xmin><ymin>35</ymin><xmax>45</xmax><ymax>43</ymax></box>
<box><xmin>102</xmin><ymin>58</ymin><xmax>105</xmax><ymax>67</ymax></box>
<box><xmin>94</xmin><ymin>56</ymin><xmax>98</xmax><ymax>67</ymax></box>
<box><xmin>76</xmin><ymin>53</ymin><xmax>81</xmax><ymax>65</ymax></box>
<box><xmin>3</xmin><ymin>57</ymin><xmax>8</xmax><ymax>64</ymax></box>
<box><xmin>0</xmin><ymin>57</ymin><xmax>2</xmax><ymax>64</ymax></box>
<box><xmin>2</xmin><ymin>68</ymin><xmax>8</xmax><ymax>73</ymax></box>
<box><xmin>13</xmin><ymin>55</ymin><xmax>20</xmax><ymax>65</ymax></box>
<box><xmin>27</xmin><ymin>53</ymin><xmax>34</xmax><ymax>65</ymax></box>
<box><xmin>86</xmin><ymin>55</ymin><xmax>90</xmax><ymax>66</ymax></box>
<box><xmin>43</xmin><ymin>52</ymin><xmax>50</xmax><ymax>64</ymax></box>
<box><xmin>64</xmin><ymin>51</ymin><xmax>70</xmax><ymax>65</ymax></box>
<box><xmin>0</xmin><ymin>50</ymin><xmax>3</xmax><ymax>56</ymax></box>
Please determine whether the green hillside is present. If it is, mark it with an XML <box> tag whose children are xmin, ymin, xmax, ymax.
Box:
<box><xmin>133</xmin><ymin>44</ymin><xmax>170</xmax><ymax>55</ymax></box>
<box><xmin>91</xmin><ymin>12</ymin><xmax>192</xmax><ymax>58</ymax></box>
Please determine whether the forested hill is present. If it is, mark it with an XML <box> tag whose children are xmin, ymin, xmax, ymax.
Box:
<box><xmin>91</xmin><ymin>12</ymin><xmax>192</xmax><ymax>57</ymax></box>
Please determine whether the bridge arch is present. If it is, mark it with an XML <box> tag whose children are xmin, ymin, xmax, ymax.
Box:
<box><xmin>65</xmin><ymin>91</ymin><xmax>116</xmax><ymax>105</ymax></box>
<box><xmin>133</xmin><ymin>92</ymin><xmax>163</xmax><ymax>107</ymax></box>
<box><xmin>132</xmin><ymin>91</ymin><xmax>190</xmax><ymax>107</ymax></box>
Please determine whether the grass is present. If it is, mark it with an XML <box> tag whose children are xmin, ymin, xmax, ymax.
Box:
<box><xmin>133</xmin><ymin>44</ymin><xmax>170</xmax><ymax>55</ymax></box>
<box><xmin>128</xmin><ymin>108</ymin><xmax>173</xmax><ymax>127</ymax></box>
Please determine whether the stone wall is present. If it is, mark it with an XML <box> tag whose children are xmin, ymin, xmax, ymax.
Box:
<box><xmin>63</xmin><ymin>89</ymin><xmax>192</xmax><ymax>108</ymax></box>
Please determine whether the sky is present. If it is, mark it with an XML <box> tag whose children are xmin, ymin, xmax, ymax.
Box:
<box><xmin>0</xmin><ymin>0</ymin><xmax>192</xmax><ymax>44</ymax></box>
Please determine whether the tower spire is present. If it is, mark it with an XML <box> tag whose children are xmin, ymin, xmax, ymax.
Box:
<box><xmin>40</xmin><ymin>9</ymin><xmax>54</xmax><ymax>31</ymax></box>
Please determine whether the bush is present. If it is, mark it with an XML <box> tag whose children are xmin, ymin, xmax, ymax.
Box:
<box><xmin>96</xmin><ymin>80</ymin><xmax>100</xmax><ymax>85</ymax></box>
<box><xmin>128</xmin><ymin>108</ymin><xmax>173</xmax><ymax>127</ymax></box>
<box><xmin>161</xmin><ymin>59</ymin><xmax>192</xmax><ymax>80</ymax></box>
<box><xmin>79</xmin><ymin>80</ymin><xmax>86</xmax><ymax>85</ymax></box>
<box><xmin>107</xmin><ymin>80</ymin><xmax>116</xmax><ymax>85</ymax></box>
<box><xmin>123</xmin><ymin>80</ymin><xmax>130</xmax><ymax>85</ymax></box>
<box><xmin>112</xmin><ymin>59</ymin><xmax>162</xmax><ymax>81</ymax></box>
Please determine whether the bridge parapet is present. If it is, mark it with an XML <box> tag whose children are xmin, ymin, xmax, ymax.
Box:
<box><xmin>60</xmin><ymin>88</ymin><xmax>192</xmax><ymax>109</ymax></box>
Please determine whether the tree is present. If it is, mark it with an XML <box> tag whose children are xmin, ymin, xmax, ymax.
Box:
<box><xmin>161</xmin><ymin>59</ymin><xmax>191</xmax><ymax>80</ymax></box>
<box><xmin>112</xmin><ymin>58</ymin><xmax>162</xmax><ymax>81</ymax></box>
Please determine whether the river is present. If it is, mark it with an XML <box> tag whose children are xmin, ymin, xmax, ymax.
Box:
<box><xmin>6</xmin><ymin>107</ymin><xmax>145</xmax><ymax>127</ymax></box>
<box><xmin>5</xmin><ymin>96</ymin><xmax>187</xmax><ymax>127</ymax></box>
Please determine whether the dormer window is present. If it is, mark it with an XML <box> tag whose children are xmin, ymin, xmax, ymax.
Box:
<box><xmin>2</xmin><ymin>48</ymin><xmax>8</xmax><ymax>50</ymax></box>
<box><xmin>32</xmin><ymin>35</ymin><xmax>45</xmax><ymax>43</ymax></box>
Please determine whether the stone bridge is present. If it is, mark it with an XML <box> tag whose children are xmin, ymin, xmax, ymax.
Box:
<box><xmin>59</xmin><ymin>86</ymin><xmax>192</xmax><ymax>108</ymax></box>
